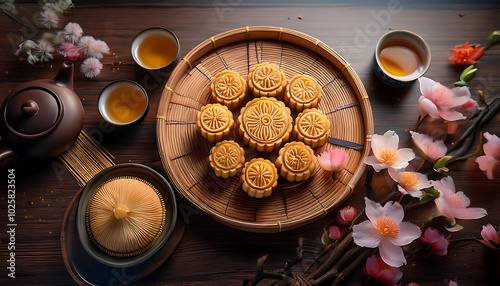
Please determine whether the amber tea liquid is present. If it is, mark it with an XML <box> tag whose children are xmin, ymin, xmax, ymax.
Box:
<box><xmin>105</xmin><ymin>85</ymin><xmax>147</xmax><ymax>123</ymax></box>
<box><xmin>379</xmin><ymin>41</ymin><xmax>423</xmax><ymax>77</ymax></box>
<box><xmin>137</xmin><ymin>34</ymin><xmax>178</xmax><ymax>69</ymax></box>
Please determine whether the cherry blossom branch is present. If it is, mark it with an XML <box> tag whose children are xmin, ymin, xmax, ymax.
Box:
<box><xmin>245</xmin><ymin>238</ymin><xmax>304</xmax><ymax>286</ymax></box>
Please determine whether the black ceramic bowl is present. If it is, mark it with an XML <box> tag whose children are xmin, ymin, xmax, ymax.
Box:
<box><xmin>76</xmin><ymin>163</ymin><xmax>177</xmax><ymax>268</ymax></box>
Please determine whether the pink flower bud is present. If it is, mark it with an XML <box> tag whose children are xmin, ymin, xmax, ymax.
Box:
<box><xmin>317</xmin><ymin>149</ymin><xmax>349</xmax><ymax>172</ymax></box>
<box><xmin>328</xmin><ymin>225</ymin><xmax>341</xmax><ymax>240</ymax></box>
<box><xmin>480</xmin><ymin>224</ymin><xmax>500</xmax><ymax>249</ymax></box>
<box><xmin>365</xmin><ymin>254</ymin><xmax>402</xmax><ymax>285</ymax></box>
<box><xmin>420</xmin><ymin>227</ymin><xmax>449</xmax><ymax>256</ymax></box>
<box><xmin>339</xmin><ymin>206</ymin><xmax>357</xmax><ymax>223</ymax></box>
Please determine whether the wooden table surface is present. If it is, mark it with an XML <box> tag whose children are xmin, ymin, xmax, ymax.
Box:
<box><xmin>1</xmin><ymin>1</ymin><xmax>499</xmax><ymax>285</ymax></box>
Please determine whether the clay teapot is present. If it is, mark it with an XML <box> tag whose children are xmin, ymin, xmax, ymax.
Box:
<box><xmin>0</xmin><ymin>61</ymin><xmax>84</xmax><ymax>162</ymax></box>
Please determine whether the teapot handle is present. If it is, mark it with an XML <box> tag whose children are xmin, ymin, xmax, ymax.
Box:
<box><xmin>0</xmin><ymin>144</ymin><xmax>15</xmax><ymax>164</ymax></box>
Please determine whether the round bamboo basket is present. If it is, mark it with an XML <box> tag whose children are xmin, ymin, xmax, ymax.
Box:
<box><xmin>157</xmin><ymin>26</ymin><xmax>373</xmax><ymax>233</ymax></box>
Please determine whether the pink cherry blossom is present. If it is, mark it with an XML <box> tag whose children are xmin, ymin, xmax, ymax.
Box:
<box><xmin>475</xmin><ymin>132</ymin><xmax>500</xmax><ymax>180</ymax></box>
<box><xmin>388</xmin><ymin>168</ymin><xmax>432</xmax><ymax>198</ymax></box>
<box><xmin>364</xmin><ymin>130</ymin><xmax>415</xmax><ymax>172</ymax></box>
<box><xmin>480</xmin><ymin>224</ymin><xmax>500</xmax><ymax>249</ymax></box>
<box><xmin>317</xmin><ymin>149</ymin><xmax>348</xmax><ymax>172</ymax></box>
<box><xmin>365</xmin><ymin>254</ymin><xmax>403</xmax><ymax>286</ymax></box>
<box><xmin>353</xmin><ymin>198</ymin><xmax>421</xmax><ymax>267</ymax></box>
<box><xmin>57</xmin><ymin>42</ymin><xmax>82</xmax><ymax>61</ymax></box>
<box><xmin>434</xmin><ymin>177</ymin><xmax>487</xmax><ymax>227</ymax></box>
<box><xmin>339</xmin><ymin>206</ymin><xmax>357</xmax><ymax>223</ymax></box>
<box><xmin>420</xmin><ymin>227</ymin><xmax>449</xmax><ymax>256</ymax></box>
<box><xmin>410</xmin><ymin>131</ymin><xmax>447</xmax><ymax>162</ymax></box>
<box><xmin>449</xmin><ymin>280</ymin><xmax>458</xmax><ymax>286</ymax></box>
<box><xmin>418</xmin><ymin>77</ymin><xmax>471</xmax><ymax>121</ymax></box>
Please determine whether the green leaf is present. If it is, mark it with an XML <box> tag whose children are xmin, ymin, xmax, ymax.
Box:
<box><xmin>488</xmin><ymin>30</ymin><xmax>500</xmax><ymax>44</ymax></box>
<box><xmin>321</xmin><ymin>229</ymin><xmax>329</xmax><ymax>246</ymax></box>
<box><xmin>459</xmin><ymin>65</ymin><xmax>475</xmax><ymax>80</ymax></box>
<box><xmin>434</xmin><ymin>156</ymin><xmax>452</xmax><ymax>172</ymax></box>
<box><xmin>461</xmin><ymin>68</ymin><xmax>477</xmax><ymax>82</ymax></box>
<box><xmin>454</xmin><ymin>80</ymin><xmax>468</xmax><ymax>87</ymax></box>
<box><xmin>445</xmin><ymin>218</ymin><xmax>464</xmax><ymax>232</ymax></box>
<box><xmin>420</xmin><ymin>187</ymin><xmax>440</xmax><ymax>200</ymax></box>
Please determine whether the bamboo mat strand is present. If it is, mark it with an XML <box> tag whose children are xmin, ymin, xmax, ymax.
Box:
<box><xmin>58</xmin><ymin>131</ymin><xmax>115</xmax><ymax>187</ymax></box>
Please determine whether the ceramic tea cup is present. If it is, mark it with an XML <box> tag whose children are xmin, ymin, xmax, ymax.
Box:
<box><xmin>98</xmin><ymin>80</ymin><xmax>149</xmax><ymax>127</ymax></box>
<box><xmin>131</xmin><ymin>27</ymin><xmax>180</xmax><ymax>71</ymax></box>
<box><xmin>373</xmin><ymin>30</ymin><xmax>431</xmax><ymax>87</ymax></box>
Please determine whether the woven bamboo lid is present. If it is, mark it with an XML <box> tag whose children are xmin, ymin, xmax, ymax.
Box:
<box><xmin>157</xmin><ymin>26</ymin><xmax>373</xmax><ymax>233</ymax></box>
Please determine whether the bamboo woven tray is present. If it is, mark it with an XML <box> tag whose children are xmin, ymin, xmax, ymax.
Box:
<box><xmin>157</xmin><ymin>26</ymin><xmax>373</xmax><ymax>233</ymax></box>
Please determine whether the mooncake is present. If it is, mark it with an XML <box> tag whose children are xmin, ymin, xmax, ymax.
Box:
<box><xmin>284</xmin><ymin>74</ymin><xmax>322</xmax><ymax>111</ymax></box>
<box><xmin>237</xmin><ymin>97</ymin><xmax>293</xmax><ymax>152</ymax></box>
<box><xmin>247</xmin><ymin>63</ymin><xmax>287</xmax><ymax>98</ymax></box>
<box><xmin>211</xmin><ymin>70</ymin><xmax>247</xmax><ymax>109</ymax></box>
<box><xmin>209</xmin><ymin>140</ymin><xmax>245</xmax><ymax>178</ymax></box>
<box><xmin>293</xmin><ymin>108</ymin><xmax>330</xmax><ymax>148</ymax></box>
<box><xmin>197</xmin><ymin>103</ymin><xmax>234</xmax><ymax>143</ymax></box>
<box><xmin>241</xmin><ymin>158</ymin><xmax>278</xmax><ymax>198</ymax></box>
<box><xmin>275</xmin><ymin>141</ymin><xmax>317</xmax><ymax>182</ymax></box>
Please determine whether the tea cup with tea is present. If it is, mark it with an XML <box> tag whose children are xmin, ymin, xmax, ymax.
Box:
<box><xmin>98</xmin><ymin>80</ymin><xmax>149</xmax><ymax>127</ymax></box>
<box><xmin>131</xmin><ymin>27</ymin><xmax>180</xmax><ymax>71</ymax></box>
<box><xmin>373</xmin><ymin>30</ymin><xmax>431</xmax><ymax>87</ymax></box>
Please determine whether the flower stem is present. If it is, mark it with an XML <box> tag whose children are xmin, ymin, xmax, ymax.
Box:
<box><xmin>414</xmin><ymin>115</ymin><xmax>428</xmax><ymax>131</ymax></box>
<box><xmin>448</xmin><ymin>237</ymin><xmax>479</xmax><ymax>243</ymax></box>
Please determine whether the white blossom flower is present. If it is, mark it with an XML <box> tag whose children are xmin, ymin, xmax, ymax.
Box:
<box><xmin>81</xmin><ymin>57</ymin><xmax>102</xmax><ymax>78</ymax></box>
<box><xmin>363</xmin><ymin>130</ymin><xmax>415</xmax><ymax>172</ymax></box>
<box><xmin>63</xmin><ymin>22</ymin><xmax>83</xmax><ymax>43</ymax></box>
<box><xmin>39</xmin><ymin>8</ymin><xmax>60</xmax><ymax>29</ymax></box>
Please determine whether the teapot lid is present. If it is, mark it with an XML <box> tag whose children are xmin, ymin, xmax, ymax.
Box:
<box><xmin>4</xmin><ymin>87</ymin><xmax>62</xmax><ymax>136</ymax></box>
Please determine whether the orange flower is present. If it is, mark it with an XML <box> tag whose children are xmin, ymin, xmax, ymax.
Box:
<box><xmin>449</xmin><ymin>41</ymin><xmax>485</xmax><ymax>66</ymax></box>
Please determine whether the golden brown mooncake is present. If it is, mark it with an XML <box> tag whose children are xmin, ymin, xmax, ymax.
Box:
<box><xmin>211</xmin><ymin>70</ymin><xmax>247</xmax><ymax>109</ymax></box>
<box><xmin>285</xmin><ymin>75</ymin><xmax>322</xmax><ymax>111</ymax></box>
<box><xmin>247</xmin><ymin>63</ymin><xmax>287</xmax><ymax>98</ymax></box>
<box><xmin>293</xmin><ymin>108</ymin><xmax>330</xmax><ymax>148</ymax></box>
<box><xmin>237</xmin><ymin>97</ymin><xmax>293</xmax><ymax>152</ymax></box>
<box><xmin>197</xmin><ymin>103</ymin><xmax>234</xmax><ymax>143</ymax></box>
<box><xmin>241</xmin><ymin>158</ymin><xmax>278</xmax><ymax>198</ymax></box>
<box><xmin>275</xmin><ymin>141</ymin><xmax>317</xmax><ymax>182</ymax></box>
<box><xmin>209</xmin><ymin>140</ymin><xmax>245</xmax><ymax>179</ymax></box>
<box><xmin>87</xmin><ymin>177</ymin><xmax>165</xmax><ymax>256</ymax></box>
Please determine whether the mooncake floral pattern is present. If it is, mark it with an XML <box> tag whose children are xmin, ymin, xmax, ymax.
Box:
<box><xmin>294</xmin><ymin>108</ymin><xmax>330</xmax><ymax>148</ymax></box>
<box><xmin>214</xmin><ymin>71</ymin><xmax>245</xmax><ymax>99</ymax></box>
<box><xmin>238</xmin><ymin>97</ymin><xmax>292</xmax><ymax>152</ymax></box>
<box><xmin>284</xmin><ymin>144</ymin><xmax>312</xmax><ymax>172</ymax></box>
<box><xmin>209</xmin><ymin>140</ymin><xmax>245</xmax><ymax>178</ymax></box>
<box><xmin>285</xmin><ymin>75</ymin><xmax>322</xmax><ymax>111</ymax></box>
<box><xmin>211</xmin><ymin>70</ymin><xmax>247</xmax><ymax>109</ymax></box>
<box><xmin>197</xmin><ymin>103</ymin><xmax>234</xmax><ymax>142</ymax></box>
<box><xmin>248</xmin><ymin>63</ymin><xmax>287</xmax><ymax>98</ymax></box>
<box><xmin>200</xmin><ymin>105</ymin><xmax>231</xmax><ymax>132</ymax></box>
<box><xmin>241</xmin><ymin>158</ymin><xmax>278</xmax><ymax>198</ymax></box>
<box><xmin>275</xmin><ymin>142</ymin><xmax>317</xmax><ymax>182</ymax></box>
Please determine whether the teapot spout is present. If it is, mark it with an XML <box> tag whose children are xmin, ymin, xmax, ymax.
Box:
<box><xmin>53</xmin><ymin>61</ymin><xmax>74</xmax><ymax>90</ymax></box>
